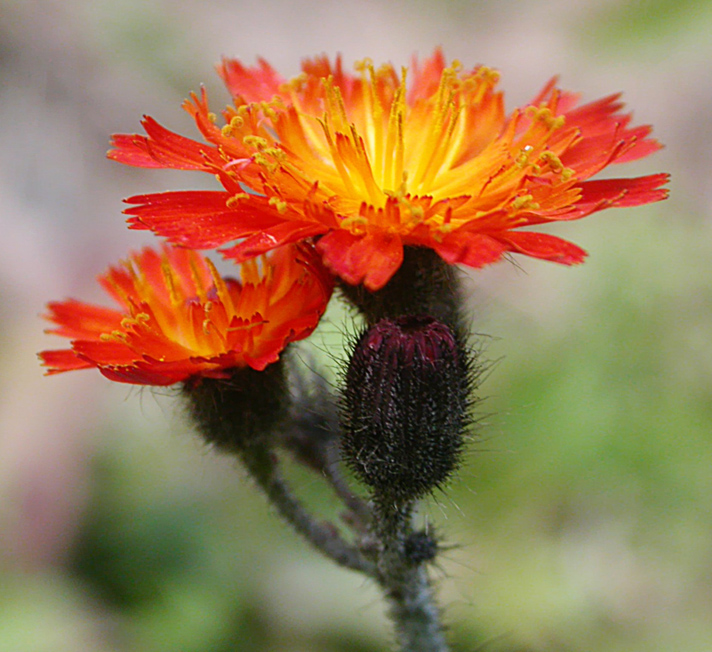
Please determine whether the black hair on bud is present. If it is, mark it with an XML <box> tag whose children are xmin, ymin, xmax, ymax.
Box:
<box><xmin>404</xmin><ymin>530</ymin><xmax>439</xmax><ymax>565</ymax></box>
<box><xmin>184</xmin><ymin>362</ymin><xmax>288</xmax><ymax>453</ymax></box>
<box><xmin>340</xmin><ymin>315</ymin><xmax>477</xmax><ymax>504</ymax></box>
<box><xmin>338</xmin><ymin>247</ymin><xmax>462</xmax><ymax>327</ymax></box>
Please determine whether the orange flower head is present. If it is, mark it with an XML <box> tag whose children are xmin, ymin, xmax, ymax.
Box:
<box><xmin>39</xmin><ymin>244</ymin><xmax>333</xmax><ymax>385</ymax></box>
<box><xmin>110</xmin><ymin>49</ymin><xmax>669</xmax><ymax>290</ymax></box>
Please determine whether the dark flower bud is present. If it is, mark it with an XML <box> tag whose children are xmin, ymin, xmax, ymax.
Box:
<box><xmin>184</xmin><ymin>362</ymin><xmax>288</xmax><ymax>452</ymax></box>
<box><xmin>340</xmin><ymin>315</ymin><xmax>476</xmax><ymax>503</ymax></box>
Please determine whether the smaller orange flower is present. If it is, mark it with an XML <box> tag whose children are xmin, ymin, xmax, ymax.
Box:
<box><xmin>39</xmin><ymin>244</ymin><xmax>333</xmax><ymax>385</ymax></box>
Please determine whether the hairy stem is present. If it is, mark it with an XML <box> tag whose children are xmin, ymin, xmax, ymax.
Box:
<box><xmin>372</xmin><ymin>500</ymin><xmax>450</xmax><ymax>652</ymax></box>
<box><xmin>240</xmin><ymin>444</ymin><xmax>375</xmax><ymax>575</ymax></box>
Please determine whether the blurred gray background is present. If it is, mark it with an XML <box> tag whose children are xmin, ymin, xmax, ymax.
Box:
<box><xmin>2</xmin><ymin>1</ymin><xmax>711</xmax><ymax>650</ymax></box>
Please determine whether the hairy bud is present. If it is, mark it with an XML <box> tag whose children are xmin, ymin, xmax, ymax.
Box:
<box><xmin>338</xmin><ymin>246</ymin><xmax>462</xmax><ymax>326</ymax></box>
<box><xmin>184</xmin><ymin>362</ymin><xmax>288</xmax><ymax>452</ymax></box>
<box><xmin>340</xmin><ymin>316</ymin><xmax>476</xmax><ymax>503</ymax></box>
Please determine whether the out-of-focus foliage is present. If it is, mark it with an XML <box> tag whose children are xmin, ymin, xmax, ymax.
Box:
<box><xmin>2</xmin><ymin>1</ymin><xmax>711</xmax><ymax>650</ymax></box>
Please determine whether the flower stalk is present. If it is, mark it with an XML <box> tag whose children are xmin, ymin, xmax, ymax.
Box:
<box><xmin>237</xmin><ymin>443</ymin><xmax>374</xmax><ymax>575</ymax></box>
<box><xmin>372</xmin><ymin>500</ymin><xmax>449</xmax><ymax>652</ymax></box>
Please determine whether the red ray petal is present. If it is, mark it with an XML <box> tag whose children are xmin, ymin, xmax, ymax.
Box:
<box><xmin>39</xmin><ymin>350</ymin><xmax>95</xmax><ymax>373</ymax></box>
<box><xmin>317</xmin><ymin>230</ymin><xmax>404</xmax><ymax>290</ymax></box>
<box><xmin>44</xmin><ymin>300</ymin><xmax>124</xmax><ymax>339</ymax></box>
<box><xmin>433</xmin><ymin>232</ymin><xmax>508</xmax><ymax>268</ymax></box>
<box><xmin>108</xmin><ymin>117</ymin><xmax>221</xmax><ymax>170</ymax></box>
<box><xmin>219</xmin><ymin>222</ymin><xmax>327</xmax><ymax>262</ymax></box>
<box><xmin>124</xmin><ymin>191</ymin><xmax>285</xmax><ymax>248</ymax></box>
<box><xmin>497</xmin><ymin>231</ymin><xmax>588</xmax><ymax>264</ymax></box>
<box><xmin>570</xmin><ymin>173</ymin><xmax>669</xmax><ymax>218</ymax></box>
<box><xmin>217</xmin><ymin>57</ymin><xmax>285</xmax><ymax>102</ymax></box>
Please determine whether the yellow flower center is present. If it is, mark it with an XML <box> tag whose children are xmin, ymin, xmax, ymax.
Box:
<box><xmin>223</xmin><ymin>56</ymin><xmax>579</xmax><ymax>238</ymax></box>
<box><xmin>282</xmin><ymin>61</ymin><xmax>503</xmax><ymax>209</ymax></box>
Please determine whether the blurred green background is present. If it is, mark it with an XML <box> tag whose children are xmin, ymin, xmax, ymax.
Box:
<box><xmin>2</xmin><ymin>1</ymin><xmax>711</xmax><ymax>650</ymax></box>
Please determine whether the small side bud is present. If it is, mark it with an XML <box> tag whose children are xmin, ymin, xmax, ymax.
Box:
<box><xmin>340</xmin><ymin>316</ymin><xmax>475</xmax><ymax>503</ymax></box>
<box><xmin>184</xmin><ymin>362</ymin><xmax>288</xmax><ymax>452</ymax></box>
<box><xmin>404</xmin><ymin>530</ymin><xmax>439</xmax><ymax>565</ymax></box>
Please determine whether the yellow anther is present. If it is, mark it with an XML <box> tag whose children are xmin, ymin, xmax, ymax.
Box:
<box><xmin>262</xmin><ymin>106</ymin><xmax>277</xmax><ymax>120</ymax></box>
<box><xmin>263</xmin><ymin>147</ymin><xmax>285</xmax><ymax>161</ymax></box>
<box><xmin>268</xmin><ymin>196</ymin><xmax>288</xmax><ymax>214</ymax></box>
<box><xmin>221</xmin><ymin>116</ymin><xmax>244</xmax><ymax>137</ymax></box>
<box><xmin>267</xmin><ymin>96</ymin><xmax>285</xmax><ymax>110</ymax></box>
<box><xmin>476</xmin><ymin>67</ymin><xmax>500</xmax><ymax>85</ymax></box>
<box><xmin>226</xmin><ymin>193</ymin><xmax>249</xmax><ymax>208</ymax></box>
<box><xmin>202</xmin><ymin>319</ymin><xmax>213</xmax><ymax>335</ymax></box>
<box><xmin>252</xmin><ymin>152</ymin><xmax>280</xmax><ymax>173</ymax></box>
<box><xmin>515</xmin><ymin>145</ymin><xmax>535</xmax><ymax>168</ymax></box>
<box><xmin>208</xmin><ymin>112</ymin><xmax>217</xmax><ymax>123</ymax></box>
<box><xmin>120</xmin><ymin>317</ymin><xmax>137</xmax><ymax>330</ymax></box>
<box><xmin>511</xmin><ymin>194</ymin><xmax>540</xmax><ymax>211</ymax></box>
<box><xmin>104</xmin><ymin>330</ymin><xmax>129</xmax><ymax>343</ymax></box>
<box><xmin>288</xmin><ymin>72</ymin><xmax>307</xmax><ymax>91</ymax></box>
<box><xmin>354</xmin><ymin>58</ymin><xmax>373</xmax><ymax>73</ymax></box>
<box><xmin>438</xmin><ymin>222</ymin><xmax>455</xmax><ymax>235</ymax></box>
<box><xmin>243</xmin><ymin>136</ymin><xmax>269</xmax><ymax>150</ymax></box>
<box><xmin>340</xmin><ymin>215</ymin><xmax>369</xmax><ymax>234</ymax></box>
<box><xmin>538</xmin><ymin>151</ymin><xmax>576</xmax><ymax>180</ymax></box>
<box><xmin>526</xmin><ymin>106</ymin><xmax>565</xmax><ymax>130</ymax></box>
<box><xmin>539</xmin><ymin>150</ymin><xmax>563</xmax><ymax>172</ymax></box>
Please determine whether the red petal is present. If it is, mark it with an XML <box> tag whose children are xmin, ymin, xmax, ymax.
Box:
<box><xmin>612</xmin><ymin>126</ymin><xmax>663</xmax><ymax>164</ymax></box>
<box><xmin>569</xmin><ymin>173</ymin><xmax>669</xmax><ymax>219</ymax></box>
<box><xmin>434</xmin><ymin>232</ymin><xmax>508</xmax><ymax>268</ymax></box>
<box><xmin>44</xmin><ymin>300</ymin><xmax>124</xmax><ymax>339</ymax></box>
<box><xmin>219</xmin><ymin>222</ymin><xmax>327</xmax><ymax>262</ymax></box>
<box><xmin>317</xmin><ymin>230</ymin><xmax>404</xmax><ymax>290</ymax></box>
<box><xmin>497</xmin><ymin>231</ymin><xmax>587</xmax><ymax>265</ymax></box>
<box><xmin>72</xmin><ymin>340</ymin><xmax>142</xmax><ymax>366</ymax></box>
<box><xmin>217</xmin><ymin>57</ymin><xmax>285</xmax><ymax>102</ymax></box>
<box><xmin>97</xmin><ymin>364</ymin><xmax>189</xmax><ymax>386</ymax></box>
<box><xmin>39</xmin><ymin>349</ymin><xmax>95</xmax><ymax>373</ymax></box>
<box><xmin>407</xmin><ymin>48</ymin><xmax>447</xmax><ymax>104</ymax></box>
<box><xmin>124</xmin><ymin>191</ymin><xmax>285</xmax><ymax>248</ymax></box>
<box><xmin>108</xmin><ymin>117</ymin><xmax>221</xmax><ymax>171</ymax></box>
